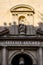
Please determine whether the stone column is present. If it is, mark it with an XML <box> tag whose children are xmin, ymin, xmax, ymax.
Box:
<box><xmin>38</xmin><ymin>48</ymin><xmax>42</xmax><ymax>65</ymax></box>
<box><xmin>2</xmin><ymin>47</ymin><xmax>7</xmax><ymax>65</ymax></box>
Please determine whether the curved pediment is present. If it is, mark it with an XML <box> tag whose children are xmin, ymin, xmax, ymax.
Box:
<box><xmin>10</xmin><ymin>4</ymin><xmax>34</xmax><ymax>13</ymax></box>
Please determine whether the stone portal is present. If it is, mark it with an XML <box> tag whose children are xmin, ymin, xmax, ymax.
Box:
<box><xmin>11</xmin><ymin>53</ymin><xmax>33</xmax><ymax>65</ymax></box>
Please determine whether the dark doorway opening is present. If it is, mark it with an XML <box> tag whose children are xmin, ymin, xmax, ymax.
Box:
<box><xmin>11</xmin><ymin>53</ymin><xmax>33</xmax><ymax>65</ymax></box>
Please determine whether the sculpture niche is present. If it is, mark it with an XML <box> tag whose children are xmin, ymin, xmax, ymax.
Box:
<box><xmin>18</xmin><ymin>16</ymin><xmax>26</xmax><ymax>35</ymax></box>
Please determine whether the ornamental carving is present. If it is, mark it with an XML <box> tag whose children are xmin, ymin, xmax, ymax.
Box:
<box><xmin>18</xmin><ymin>24</ymin><xmax>26</xmax><ymax>35</ymax></box>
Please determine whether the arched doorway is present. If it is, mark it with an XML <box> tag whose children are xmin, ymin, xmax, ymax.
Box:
<box><xmin>11</xmin><ymin>53</ymin><xmax>33</xmax><ymax>65</ymax></box>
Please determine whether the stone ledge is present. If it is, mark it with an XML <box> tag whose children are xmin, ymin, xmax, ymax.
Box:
<box><xmin>0</xmin><ymin>35</ymin><xmax>43</xmax><ymax>41</ymax></box>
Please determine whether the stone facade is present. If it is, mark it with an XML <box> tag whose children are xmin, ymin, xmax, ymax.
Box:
<box><xmin>0</xmin><ymin>4</ymin><xmax>43</xmax><ymax>65</ymax></box>
<box><xmin>0</xmin><ymin>36</ymin><xmax>43</xmax><ymax>65</ymax></box>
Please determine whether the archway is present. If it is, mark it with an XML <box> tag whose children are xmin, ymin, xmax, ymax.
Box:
<box><xmin>11</xmin><ymin>53</ymin><xmax>33</xmax><ymax>65</ymax></box>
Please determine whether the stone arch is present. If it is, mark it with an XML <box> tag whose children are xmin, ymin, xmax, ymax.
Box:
<box><xmin>10</xmin><ymin>4</ymin><xmax>35</xmax><ymax>25</ymax></box>
<box><xmin>10</xmin><ymin>4</ymin><xmax>35</xmax><ymax>13</ymax></box>
<box><xmin>8</xmin><ymin>51</ymin><xmax>37</xmax><ymax>65</ymax></box>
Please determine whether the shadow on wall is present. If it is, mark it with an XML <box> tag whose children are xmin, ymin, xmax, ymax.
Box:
<box><xmin>0</xmin><ymin>22</ymin><xmax>43</xmax><ymax>36</ymax></box>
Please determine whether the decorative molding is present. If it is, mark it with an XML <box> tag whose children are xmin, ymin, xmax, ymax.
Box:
<box><xmin>36</xmin><ymin>28</ymin><xmax>43</xmax><ymax>35</ymax></box>
<box><xmin>10</xmin><ymin>4</ymin><xmax>35</xmax><ymax>13</ymax></box>
<box><xmin>0</xmin><ymin>28</ymin><xmax>9</xmax><ymax>36</ymax></box>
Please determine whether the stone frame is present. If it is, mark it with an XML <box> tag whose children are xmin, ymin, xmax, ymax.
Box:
<box><xmin>8</xmin><ymin>50</ymin><xmax>37</xmax><ymax>65</ymax></box>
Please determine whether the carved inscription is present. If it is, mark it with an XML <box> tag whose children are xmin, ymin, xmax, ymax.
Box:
<box><xmin>0</xmin><ymin>41</ymin><xmax>41</xmax><ymax>46</ymax></box>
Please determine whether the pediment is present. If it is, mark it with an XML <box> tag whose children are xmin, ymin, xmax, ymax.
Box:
<box><xmin>10</xmin><ymin>4</ymin><xmax>34</xmax><ymax>13</ymax></box>
<box><xmin>0</xmin><ymin>28</ymin><xmax>9</xmax><ymax>36</ymax></box>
